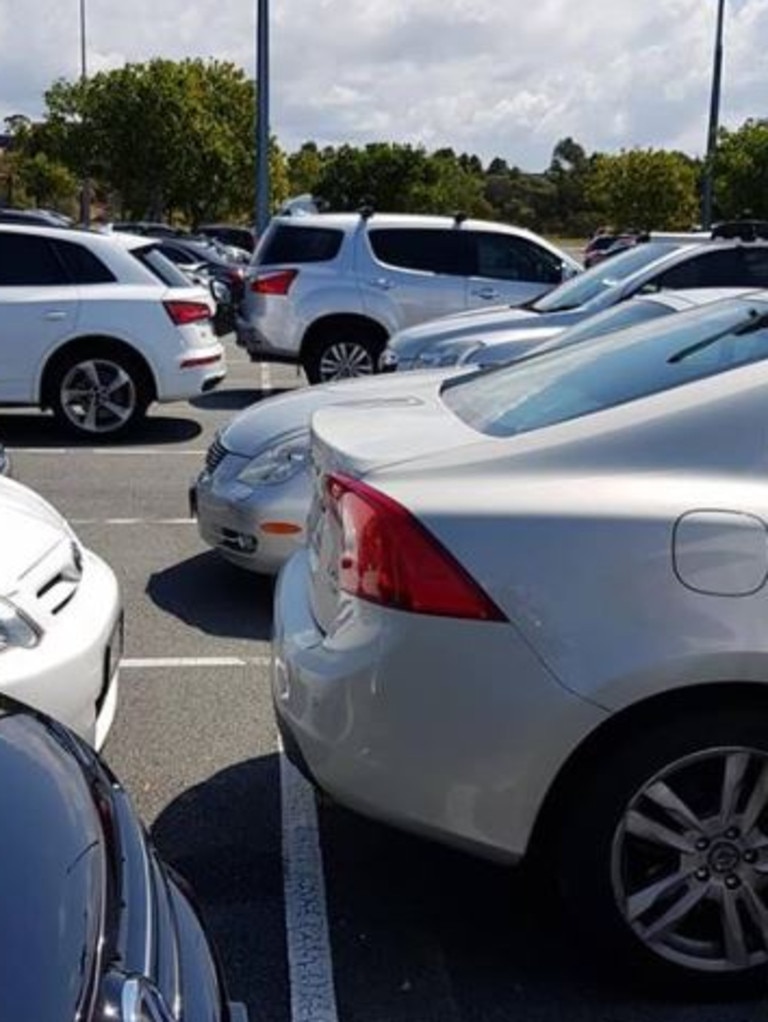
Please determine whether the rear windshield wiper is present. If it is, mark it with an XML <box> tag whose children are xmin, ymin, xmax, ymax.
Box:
<box><xmin>667</xmin><ymin>309</ymin><xmax>768</xmax><ymax>364</ymax></box>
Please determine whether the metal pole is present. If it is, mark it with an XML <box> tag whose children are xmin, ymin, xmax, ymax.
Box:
<box><xmin>701</xmin><ymin>0</ymin><xmax>725</xmax><ymax>230</ymax></box>
<box><xmin>79</xmin><ymin>0</ymin><xmax>91</xmax><ymax>226</ymax></box>
<box><xmin>255</xmin><ymin>0</ymin><xmax>270</xmax><ymax>235</ymax></box>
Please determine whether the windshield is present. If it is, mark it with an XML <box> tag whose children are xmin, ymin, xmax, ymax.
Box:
<box><xmin>530</xmin><ymin>241</ymin><xmax>680</xmax><ymax>313</ymax></box>
<box><xmin>442</xmin><ymin>298</ymin><xmax>768</xmax><ymax>438</ymax></box>
<box><xmin>534</xmin><ymin>298</ymin><xmax>675</xmax><ymax>354</ymax></box>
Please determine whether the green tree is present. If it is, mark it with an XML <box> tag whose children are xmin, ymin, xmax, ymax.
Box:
<box><xmin>287</xmin><ymin>141</ymin><xmax>325</xmax><ymax>196</ymax></box>
<box><xmin>15</xmin><ymin>152</ymin><xmax>78</xmax><ymax>210</ymax></box>
<box><xmin>586</xmin><ymin>148</ymin><xmax>698</xmax><ymax>230</ymax></box>
<box><xmin>311</xmin><ymin>142</ymin><xmax>490</xmax><ymax>216</ymax></box>
<box><xmin>714</xmin><ymin>119</ymin><xmax>768</xmax><ymax>221</ymax></box>
<box><xmin>38</xmin><ymin>59</ymin><xmax>260</xmax><ymax>224</ymax></box>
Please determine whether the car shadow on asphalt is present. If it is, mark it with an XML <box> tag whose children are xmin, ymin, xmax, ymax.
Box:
<box><xmin>146</xmin><ymin>551</ymin><xmax>274</xmax><ymax>642</ymax></box>
<box><xmin>190</xmin><ymin>387</ymin><xmax>293</xmax><ymax>412</ymax></box>
<box><xmin>152</xmin><ymin>754</ymin><xmax>289</xmax><ymax>1022</ymax></box>
<box><xmin>319</xmin><ymin>802</ymin><xmax>768</xmax><ymax>1018</ymax></box>
<box><xmin>0</xmin><ymin>410</ymin><xmax>202</xmax><ymax>446</ymax></box>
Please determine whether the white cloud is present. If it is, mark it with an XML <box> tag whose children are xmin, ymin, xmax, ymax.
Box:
<box><xmin>1</xmin><ymin>0</ymin><xmax>765</xmax><ymax>170</ymax></box>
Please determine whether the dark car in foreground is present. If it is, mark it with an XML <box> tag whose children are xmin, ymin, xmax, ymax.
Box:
<box><xmin>0</xmin><ymin>694</ymin><xmax>246</xmax><ymax>1022</ymax></box>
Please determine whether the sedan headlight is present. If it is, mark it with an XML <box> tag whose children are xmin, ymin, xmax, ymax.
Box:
<box><xmin>413</xmin><ymin>340</ymin><xmax>485</xmax><ymax>368</ymax></box>
<box><xmin>236</xmin><ymin>429</ymin><xmax>310</xmax><ymax>486</ymax></box>
<box><xmin>0</xmin><ymin>597</ymin><xmax>41</xmax><ymax>653</ymax></box>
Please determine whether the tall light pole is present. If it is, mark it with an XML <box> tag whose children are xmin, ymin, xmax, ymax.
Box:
<box><xmin>79</xmin><ymin>0</ymin><xmax>91</xmax><ymax>226</ymax></box>
<box><xmin>255</xmin><ymin>0</ymin><xmax>270</xmax><ymax>234</ymax></box>
<box><xmin>701</xmin><ymin>0</ymin><xmax>725</xmax><ymax>230</ymax></box>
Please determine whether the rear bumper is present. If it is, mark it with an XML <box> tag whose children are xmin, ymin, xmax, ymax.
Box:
<box><xmin>271</xmin><ymin>549</ymin><xmax>607</xmax><ymax>862</ymax></box>
<box><xmin>155</xmin><ymin>343</ymin><xmax>227</xmax><ymax>401</ymax></box>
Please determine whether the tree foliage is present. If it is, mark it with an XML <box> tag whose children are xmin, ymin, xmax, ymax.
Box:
<box><xmin>585</xmin><ymin>148</ymin><xmax>699</xmax><ymax>230</ymax></box>
<box><xmin>35</xmin><ymin>59</ymin><xmax>265</xmax><ymax>224</ymax></box>
<box><xmin>13</xmin><ymin>57</ymin><xmax>768</xmax><ymax>238</ymax></box>
<box><xmin>713</xmin><ymin>119</ymin><xmax>768</xmax><ymax>221</ymax></box>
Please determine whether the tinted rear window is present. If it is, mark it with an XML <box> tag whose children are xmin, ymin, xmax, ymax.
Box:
<box><xmin>443</xmin><ymin>298</ymin><xmax>768</xmax><ymax>438</ymax></box>
<box><xmin>131</xmin><ymin>244</ymin><xmax>193</xmax><ymax>287</ymax></box>
<box><xmin>369</xmin><ymin>228</ymin><xmax>469</xmax><ymax>275</ymax></box>
<box><xmin>51</xmin><ymin>240</ymin><xmax>116</xmax><ymax>284</ymax></box>
<box><xmin>258</xmin><ymin>224</ymin><xmax>343</xmax><ymax>265</ymax></box>
<box><xmin>0</xmin><ymin>233</ymin><xmax>69</xmax><ymax>285</ymax></box>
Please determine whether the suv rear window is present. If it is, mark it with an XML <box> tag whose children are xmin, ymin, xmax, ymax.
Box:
<box><xmin>369</xmin><ymin>228</ymin><xmax>469</xmax><ymax>275</ymax></box>
<box><xmin>131</xmin><ymin>244</ymin><xmax>194</xmax><ymax>288</ymax></box>
<box><xmin>258</xmin><ymin>224</ymin><xmax>343</xmax><ymax>265</ymax></box>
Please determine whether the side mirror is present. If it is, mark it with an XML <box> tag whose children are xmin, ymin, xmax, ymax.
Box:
<box><xmin>211</xmin><ymin>279</ymin><xmax>232</xmax><ymax>304</ymax></box>
<box><xmin>561</xmin><ymin>263</ymin><xmax>580</xmax><ymax>281</ymax></box>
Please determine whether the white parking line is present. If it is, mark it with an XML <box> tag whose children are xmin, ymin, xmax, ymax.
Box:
<box><xmin>10</xmin><ymin>448</ymin><xmax>207</xmax><ymax>456</ymax></box>
<box><xmin>280</xmin><ymin>744</ymin><xmax>339</xmax><ymax>1022</ymax></box>
<box><xmin>70</xmin><ymin>518</ymin><xmax>196</xmax><ymax>525</ymax></box>
<box><xmin>122</xmin><ymin>656</ymin><xmax>270</xmax><ymax>668</ymax></box>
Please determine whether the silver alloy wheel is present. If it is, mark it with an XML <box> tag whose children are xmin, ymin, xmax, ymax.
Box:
<box><xmin>318</xmin><ymin>341</ymin><xmax>375</xmax><ymax>381</ymax></box>
<box><xmin>612</xmin><ymin>747</ymin><xmax>768</xmax><ymax>972</ymax></box>
<box><xmin>60</xmin><ymin>358</ymin><xmax>137</xmax><ymax>434</ymax></box>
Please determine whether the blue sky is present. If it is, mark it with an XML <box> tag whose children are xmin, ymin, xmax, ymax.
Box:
<box><xmin>1</xmin><ymin>0</ymin><xmax>765</xmax><ymax>171</ymax></box>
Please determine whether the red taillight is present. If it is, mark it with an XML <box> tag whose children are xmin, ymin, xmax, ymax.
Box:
<box><xmin>164</xmin><ymin>300</ymin><xmax>211</xmax><ymax>325</ymax></box>
<box><xmin>326</xmin><ymin>472</ymin><xmax>506</xmax><ymax>621</ymax></box>
<box><xmin>251</xmin><ymin>269</ymin><xmax>298</xmax><ymax>296</ymax></box>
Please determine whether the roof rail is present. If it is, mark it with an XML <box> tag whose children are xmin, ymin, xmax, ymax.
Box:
<box><xmin>711</xmin><ymin>219</ymin><xmax>768</xmax><ymax>241</ymax></box>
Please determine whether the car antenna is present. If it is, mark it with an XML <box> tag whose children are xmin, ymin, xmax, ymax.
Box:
<box><xmin>454</xmin><ymin>211</ymin><xmax>467</xmax><ymax>226</ymax></box>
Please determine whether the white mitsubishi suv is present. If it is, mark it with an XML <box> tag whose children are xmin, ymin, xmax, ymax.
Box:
<box><xmin>0</xmin><ymin>224</ymin><xmax>226</xmax><ymax>438</ymax></box>
<box><xmin>237</xmin><ymin>211</ymin><xmax>580</xmax><ymax>382</ymax></box>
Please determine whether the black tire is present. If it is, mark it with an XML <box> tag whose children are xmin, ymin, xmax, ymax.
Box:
<box><xmin>554</xmin><ymin>705</ymin><xmax>768</xmax><ymax>996</ymax></box>
<box><xmin>48</xmin><ymin>347</ymin><xmax>151</xmax><ymax>440</ymax></box>
<box><xmin>303</xmin><ymin>324</ymin><xmax>384</xmax><ymax>384</ymax></box>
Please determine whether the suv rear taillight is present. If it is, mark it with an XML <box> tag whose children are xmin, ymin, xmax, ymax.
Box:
<box><xmin>326</xmin><ymin>472</ymin><xmax>506</xmax><ymax>621</ymax></box>
<box><xmin>251</xmin><ymin>269</ymin><xmax>298</xmax><ymax>296</ymax></box>
<box><xmin>163</xmin><ymin>300</ymin><xmax>211</xmax><ymax>325</ymax></box>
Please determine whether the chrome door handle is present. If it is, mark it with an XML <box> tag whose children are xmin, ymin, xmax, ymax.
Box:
<box><xmin>471</xmin><ymin>287</ymin><xmax>501</xmax><ymax>300</ymax></box>
<box><xmin>367</xmin><ymin>278</ymin><xmax>395</xmax><ymax>290</ymax></box>
<box><xmin>44</xmin><ymin>310</ymin><xmax>67</xmax><ymax>320</ymax></box>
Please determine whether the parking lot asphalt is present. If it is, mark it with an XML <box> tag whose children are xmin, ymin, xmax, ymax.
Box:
<box><xmin>5</xmin><ymin>340</ymin><xmax>765</xmax><ymax>1022</ymax></box>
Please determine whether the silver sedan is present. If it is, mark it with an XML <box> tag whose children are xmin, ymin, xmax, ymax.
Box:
<box><xmin>274</xmin><ymin>291</ymin><xmax>768</xmax><ymax>992</ymax></box>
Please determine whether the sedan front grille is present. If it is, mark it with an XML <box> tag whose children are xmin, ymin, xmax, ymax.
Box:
<box><xmin>205</xmin><ymin>436</ymin><xmax>229</xmax><ymax>474</ymax></box>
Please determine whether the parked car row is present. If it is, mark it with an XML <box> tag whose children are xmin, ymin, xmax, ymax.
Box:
<box><xmin>267</xmin><ymin>290</ymin><xmax>768</xmax><ymax>993</ymax></box>
<box><xmin>9</xmin><ymin>204</ymin><xmax>768</xmax><ymax>1008</ymax></box>
<box><xmin>191</xmin><ymin>220</ymin><xmax>768</xmax><ymax>992</ymax></box>
<box><xmin>0</xmin><ymin>218</ymin><xmax>246</xmax><ymax>1018</ymax></box>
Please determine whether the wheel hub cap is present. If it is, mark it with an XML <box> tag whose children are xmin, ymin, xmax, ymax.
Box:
<box><xmin>611</xmin><ymin>747</ymin><xmax>768</xmax><ymax>973</ymax></box>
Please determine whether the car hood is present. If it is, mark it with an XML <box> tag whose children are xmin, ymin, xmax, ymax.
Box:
<box><xmin>0</xmin><ymin>702</ymin><xmax>105</xmax><ymax>1022</ymax></box>
<box><xmin>388</xmin><ymin>306</ymin><xmax>586</xmax><ymax>360</ymax></box>
<box><xmin>0</xmin><ymin>478</ymin><xmax>70</xmax><ymax>591</ymax></box>
<box><xmin>220</xmin><ymin>367</ymin><xmax>467</xmax><ymax>456</ymax></box>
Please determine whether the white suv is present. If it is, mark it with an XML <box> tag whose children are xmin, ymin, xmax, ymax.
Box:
<box><xmin>236</xmin><ymin>212</ymin><xmax>580</xmax><ymax>382</ymax></box>
<box><xmin>0</xmin><ymin>225</ymin><xmax>226</xmax><ymax>438</ymax></box>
